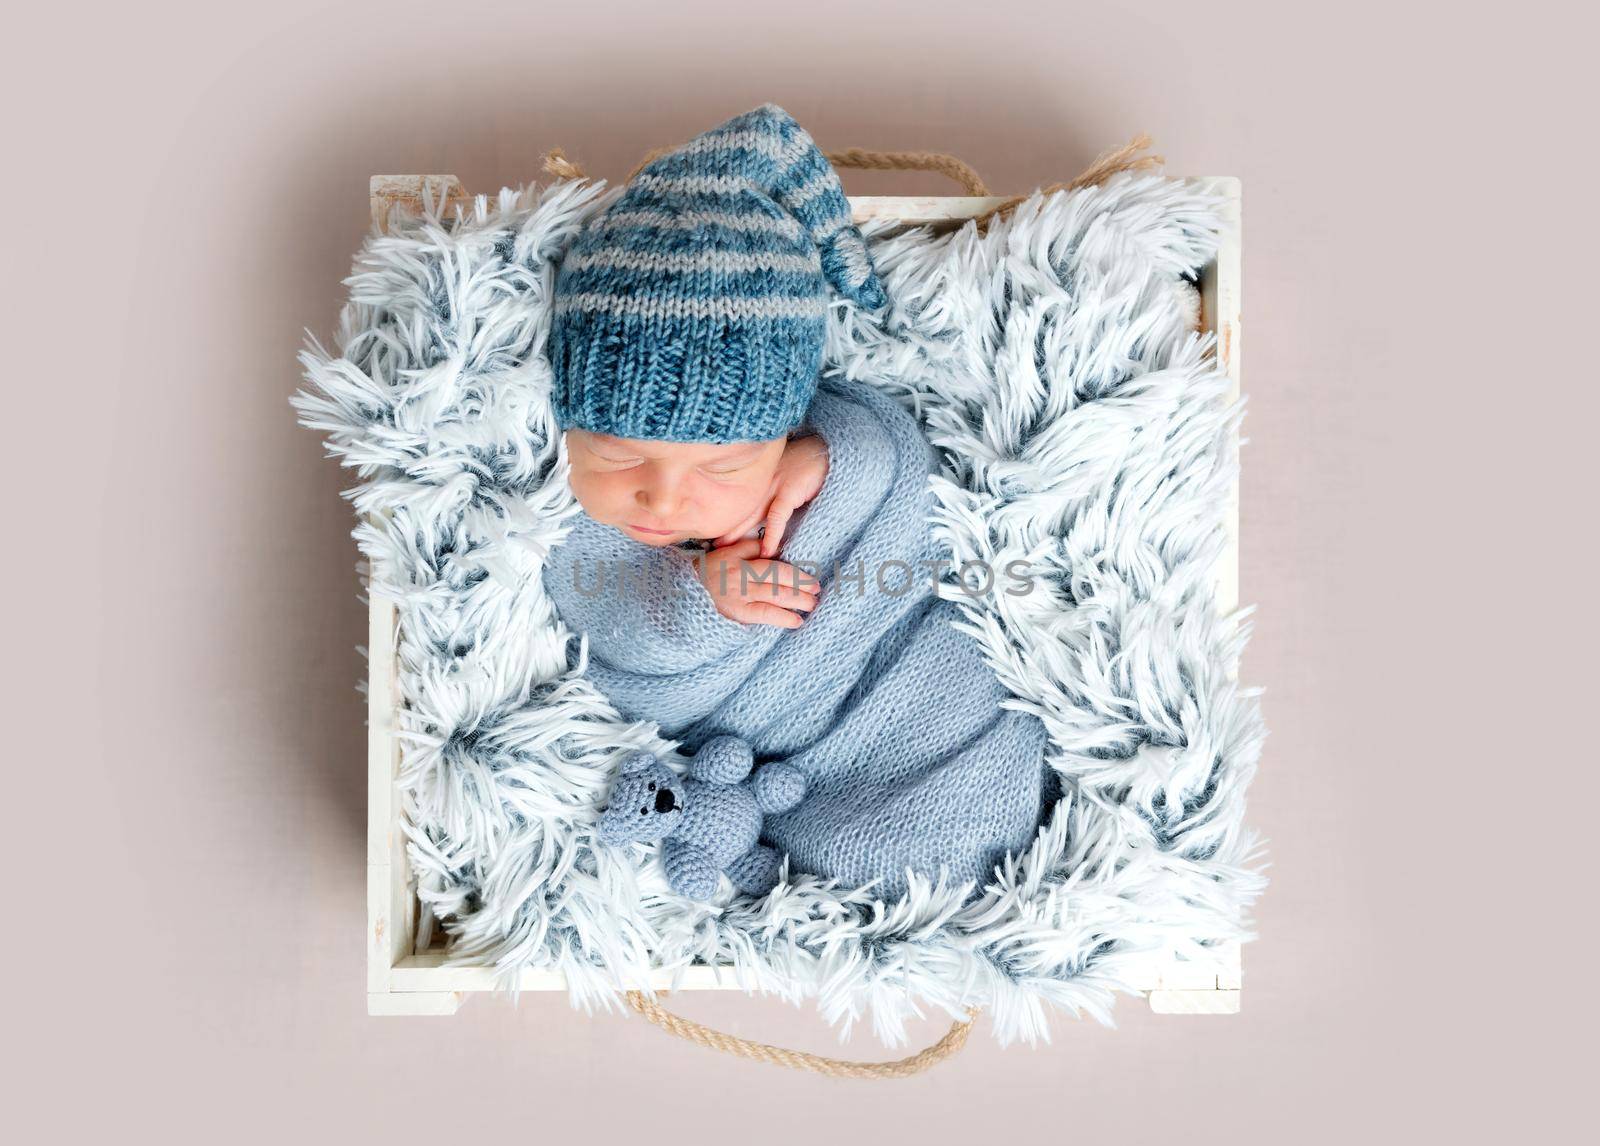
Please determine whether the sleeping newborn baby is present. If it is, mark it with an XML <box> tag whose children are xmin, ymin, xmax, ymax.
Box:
<box><xmin>542</xmin><ymin>102</ymin><xmax>1048</xmax><ymax>900</ymax></box>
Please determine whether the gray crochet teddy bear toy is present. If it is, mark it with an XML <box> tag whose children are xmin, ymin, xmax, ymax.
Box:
<box><xmin>595</xmin><ymin>734</ymin><xmax>807</xmax><ymax>900</ymax></box>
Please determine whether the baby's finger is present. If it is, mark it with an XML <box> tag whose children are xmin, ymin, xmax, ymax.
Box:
<box><xmin>769</xmin><ymin>570</ymin><xmax>819</xmax><ymax>610</ymax></box>
<box><xmin>741</xmin><ymin>600</ymin><xmax>804</xmax><ymax>629</ymax></box>
<box><xmin>773</xmin><ymin>560</ymin><xmax>822</xmax><ymax>593</ymax></box>
<box><xmin>738</xmin><ymin>560</ymin><xmax>816</xmax><ymax>603</ymax></box>
<box><xmin>745</xmin><ymin>581</ymin><xmax>817</xmax><ymax>610</ymax></box>
<box><xmin>760</xmin><ymin>500</ymin><xmax>797</xmax><ymax>557</ymax></box>
<box><xmin>715</xmin><ymin>536</ymin><xmax>762</xmax><ymax>558</ymax></box>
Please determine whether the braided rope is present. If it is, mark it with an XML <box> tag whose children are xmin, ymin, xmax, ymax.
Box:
<box><xmin>621</xmin><ymin>141</ymin><xmax>992</xmax><ymax>195</ymax></box>
<box><xmin>965</xmin><ymin>134</ymin><xmax>1163</xmax><ymax>229</ymax></box>
<box><xmin>825</xmin><ymin>147</ymin><xmax>990</xmax><ymax>195</ymax></box>
<box><xmin>554</xmin><ymin>133</ymin><xmax>1159</xmax><ymax>234</ymax></box>
<box><xmin>624</xmin><ymin>991</ymin><xmax>979</xmax><ymax>1078</ymax></box>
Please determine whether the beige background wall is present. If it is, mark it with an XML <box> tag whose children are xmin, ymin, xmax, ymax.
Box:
<box><xmin>7</xmin><ymin>1</ymin><xmax>1590</xmax><ymax>1140</ymax></box>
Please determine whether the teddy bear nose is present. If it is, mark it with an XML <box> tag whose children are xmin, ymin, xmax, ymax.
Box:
<box><xmin>654</xmin><ymin>788</ymin><xmax>678</xmax><ymax>813</ymax></box>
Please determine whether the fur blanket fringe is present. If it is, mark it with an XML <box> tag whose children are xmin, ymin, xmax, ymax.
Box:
<box><xmin>293</xmin><ymin>171</ymin><xmax>1266</xmax><ymax>1046</ymax></box>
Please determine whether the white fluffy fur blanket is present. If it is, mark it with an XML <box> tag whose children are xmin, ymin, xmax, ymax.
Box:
<box><xmin>294</xmin><ymin>171</ymin><xmax>1265</xmax><ymax>1046</ymax></box>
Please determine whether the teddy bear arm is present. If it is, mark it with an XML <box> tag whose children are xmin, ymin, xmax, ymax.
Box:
<box><xmin>752</xmin><ymin>762</ymin><xmax>807</xmax><ymax>815</ymax></box>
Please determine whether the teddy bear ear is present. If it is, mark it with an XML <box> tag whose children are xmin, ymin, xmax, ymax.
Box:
<box><xmin>620</xmin><ymin>750</ymin><xmax>657</xmax><ymax>776</ymax></box>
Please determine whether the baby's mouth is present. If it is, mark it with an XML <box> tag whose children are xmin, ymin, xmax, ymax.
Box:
<box><xmin>627</xmin><ymin>522</ymin><xmax>677</xmax><ymax>536</ymax></box>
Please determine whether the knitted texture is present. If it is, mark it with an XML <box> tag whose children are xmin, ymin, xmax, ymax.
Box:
<box><xmin>545</xmin><ymin>374</ymin><xmax>1050</xmax><ymax>898</ymax></box>
<box><xmin>595</xmin><ymin>737</ymin><xmax>806</xmax><ymax>899</ymax></box>
<box><xmin>548</xmin><ymin>102</ymin><xmax>888</xmax><ymax>444</ymax></box>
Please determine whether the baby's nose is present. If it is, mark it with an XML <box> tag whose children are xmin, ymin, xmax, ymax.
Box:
<box><xmin>636</xmin><ymin>483</ymin><xmax>684</xmax><ymax>516</ymax></box>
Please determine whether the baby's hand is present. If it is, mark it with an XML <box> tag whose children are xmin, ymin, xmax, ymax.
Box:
<box><xmin>693</xmin><ymin>537</ymin><xmax>819</xmax><ymax>629</ymax></box>
<box><xmin>713</xmin><ymin>435</ymin><xmax>830</xmax><ymax>558</ymax></box>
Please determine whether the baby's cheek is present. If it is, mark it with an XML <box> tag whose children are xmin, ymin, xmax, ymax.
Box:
<box><xmin>705</xmin><ymin>482</ymin><xmax>768</xmax><ymax>529</ymax></box>
<box><xmin>566</xmin><ymin>471</ymin><xmax>601</xmax><ymax>513</ymax></box>
<box><xmin>570</xmin><ymin>470</ymin><xmax>630</xmax><ymax>516</ymax></box>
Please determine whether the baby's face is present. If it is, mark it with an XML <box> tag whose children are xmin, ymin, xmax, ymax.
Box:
<box><xmin>564</xmin><ymin>428</ymin><xmax>787</xmax><ymax>547</ymax></box>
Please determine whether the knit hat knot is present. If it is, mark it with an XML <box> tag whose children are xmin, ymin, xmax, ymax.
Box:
<box><xmin>549</xmin><ymin>103</ymin><xmax>888</xmax><ymax>444</ymax></box>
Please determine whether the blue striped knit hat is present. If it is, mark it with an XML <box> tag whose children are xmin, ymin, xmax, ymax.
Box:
<box><xmin>549</xmin><ymin>102</ymin><xmax>888</xmax><ymax>444</ymax></box>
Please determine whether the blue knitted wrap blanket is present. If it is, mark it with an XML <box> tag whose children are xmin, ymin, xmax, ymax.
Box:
<box><xmin>543</xmin><ymin>374</ymin><xmax>1050</xmax><ymax>898</ymax></box>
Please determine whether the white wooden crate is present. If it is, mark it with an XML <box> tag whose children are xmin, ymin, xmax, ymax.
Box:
<box><xmin>364</xmin><ymin>176</ymin><xmax>1245</xmax><ymax>1018</ymax></box>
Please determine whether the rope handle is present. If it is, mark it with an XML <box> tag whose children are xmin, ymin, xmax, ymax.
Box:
<box><xmin>541</xmin><ymin>133</ymin><xmax>1162</xmax><ymax>231</ymax></box>
<box><xmin>625</xmin><ymin>990</ymin><xmax>979</xmax><ymax>1078</ymax></box>
<box><xmin>826</xmin><ymin>147</ymin><xmax>991</xmax><ymax>196</ymax></box>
